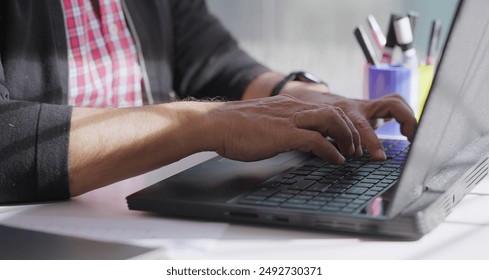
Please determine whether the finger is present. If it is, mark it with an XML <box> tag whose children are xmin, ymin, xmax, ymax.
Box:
<box><xmin>289</xmin><ymin>129</ymin><xmax>345</xmax><ymax>164</ymax></box>
<box><xmin>337</xmin><ymin>107</ymin><xmax>362</xmax><ymax>157</ymax></box>
<box><xmin>367</xmin><ymin>95</ymin><xmax>417</xmax><ymax>141</ymax></box>
<box><xmin>292</xmin><ymin>107</ymin><xmax>354</xmax><ymax>155</ymax></box>
<box><xmin>350</xmin><ymin>112</ymin><xmax>386</xmax><ymax>161</ymax></box>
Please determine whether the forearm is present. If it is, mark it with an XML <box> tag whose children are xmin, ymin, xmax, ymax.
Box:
<box><xmin>69</xmin><ymin>102</ymin><xmax>215</xmax><ymax>196</ymax></box>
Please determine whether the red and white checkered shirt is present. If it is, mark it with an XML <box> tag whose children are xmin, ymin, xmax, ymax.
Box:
<box><xmin>62</xmin><ymin>0</ymin><xmax>143</xmax><ymax>108</ymax></box>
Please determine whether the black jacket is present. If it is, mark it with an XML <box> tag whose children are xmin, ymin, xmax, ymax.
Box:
<box><xmin>0</xmin><ymin>0</ymin><xmax>269</xmax><ymax>203</ymax></box>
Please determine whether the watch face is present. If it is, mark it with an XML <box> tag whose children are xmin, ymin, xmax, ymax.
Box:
<box><xmin>296</xmin><ymin>72</ymin><xmax>323</xmax><ymax>84</ymax></box>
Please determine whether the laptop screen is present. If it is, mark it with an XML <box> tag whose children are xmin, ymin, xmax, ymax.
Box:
<box><xmin>386</xmin><ymin>0</ymin><xmax>489</xmax><ymax>216</ymax></box>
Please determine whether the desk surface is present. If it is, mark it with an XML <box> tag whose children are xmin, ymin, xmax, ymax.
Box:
<box><xmin>1</xmin><ymin>152</ymin><xmax>489</xmax><ymax>260</ymax></box>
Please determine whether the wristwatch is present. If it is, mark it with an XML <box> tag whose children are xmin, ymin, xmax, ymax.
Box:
<box><xmin>270</xmin><ymin>71</ymin><xmax>327</xmax><ymax>96</ymax></box>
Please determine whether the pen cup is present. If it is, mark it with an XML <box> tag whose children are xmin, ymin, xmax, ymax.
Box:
<box><xmin>418</xmin><ymin>64</ymin><xmax>435</xmax><ymax>119</ymax></box>
<box><xmin>368</xmin><ymin>65</ymin><xmax>411</xmax><ymax>136</ymax></box>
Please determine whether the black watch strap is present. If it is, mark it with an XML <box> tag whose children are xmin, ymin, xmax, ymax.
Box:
<box><xmin>270</xmin><ymin>72</ymin><xmax>299</xmax><ymax>97</ymax></box>
<box><xmin>270</xmin><ymin>71</ymin><xmax>326</xmax><ymax>96</ymax></box>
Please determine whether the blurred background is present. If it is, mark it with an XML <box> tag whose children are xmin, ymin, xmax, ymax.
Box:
<box><xmin>207</xmin><ymin>0</ymin><xmax>459</xmax><ymax>99</ymax></box>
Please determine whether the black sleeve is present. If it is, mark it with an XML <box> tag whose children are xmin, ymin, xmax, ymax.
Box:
<box><xmin>0</xmin><ymin>57</ymin><xmax>72</xmax><ymax>204</ymax></box>
<box><xmin>170</xmin><ymin>0</ymin><xmax>270</xmax><ymax>100</ymax></box>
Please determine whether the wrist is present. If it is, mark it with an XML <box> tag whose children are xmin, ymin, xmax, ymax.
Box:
<box><xmin>162</xmin><ymin>101</ymin><xmax>219</xmax><ymax>154</ymax></box>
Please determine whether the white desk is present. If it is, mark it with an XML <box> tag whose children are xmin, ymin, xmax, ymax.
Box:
<box><xmin>1</xmin><ymin>152</ymin><xmax>489</xmax><ymax>260</ymax></box>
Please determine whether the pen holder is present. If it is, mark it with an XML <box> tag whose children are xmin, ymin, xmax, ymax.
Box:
<box><xmin>368</xmin><ymin>65</ymin><xmax>412</xmax><ymax>136</ymax></box>
<box><xmin>418</xmin><ymin>64</ymin><xmax>435</xmax><ymax>119</ymax></box>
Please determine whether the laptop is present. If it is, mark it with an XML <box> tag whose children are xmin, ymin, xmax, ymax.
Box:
<box><xmin>127</xmin><ymin>0</ymin><xmax>489</xmax><ymax>240</ymax></box>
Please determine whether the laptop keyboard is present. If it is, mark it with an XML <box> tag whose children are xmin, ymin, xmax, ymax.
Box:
<box><xmin>236</xmin><ymin>139</ymin><xmax>409</xmax><ymax>214</ymax></box>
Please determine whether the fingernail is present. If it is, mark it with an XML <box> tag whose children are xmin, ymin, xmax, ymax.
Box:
<box><xmin>338</xmin><ymin>155</ymin><xmax>346</xmax><ymax>164</ymax></box>
<box><xmin>374</xmin><ymin>149</ymin><xmax>386</xmax><ymax>161</ymax></box>
<box><xmin>357</xmin><ymin>145</ymin><xmax>363</xmax><ymax>157</ymax></box>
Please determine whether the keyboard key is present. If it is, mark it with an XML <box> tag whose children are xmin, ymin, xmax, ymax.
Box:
<box><xmin>283</xmin><ymin>179</ymin><xmax>298</xmax><ymax>185</ymax></box>
<box><xmin>267</xmin><ymin>197</ymin><xmax>287</xmax><ymax>203</ymax></box>
<box><xmin>311</xmin><ymin>196</ymin><xmax>333</xmax><ymax>202</ymax></box>
<box><xmin>380</xmin><ymin>179</ymin><xmax>395</xmax><ymax>184</ymax></box>
<box><xmin>320</xmin><ymin>206</ymin><xmax>341</xmax><ymax>212</ymax></box>
<box><xmin>365</xmin><ymin>190</ymin><xmax>380</xmax><ymax>196</ymax></box>
<box><xmin>319</xmin><ymin>178</ymin><xmax>338</xmax><ymax>184</ymax></box>
<box><xmin>281</xmin><ymin>189</ymin><xmax>300</xmax><ymax>195</ymax></box>
<box><xmin>340</xmin><ymin>179</ymin><xmax>359</xmax><ymax>184</ymax></box>
<box><xmin>308</xmin><ymin>183</ymin><xmax>331</xmax><ymax>192</ymax></box>
<box><xmin>325</xmin><ymin>202</ymin><xmax>348</xmax><ymax>208</ymax></box>
<box><xmin>337</xmin><ymin>194</ymin><xmax>359</xmax><ymax>200</ymax></box>
<box><xmin>317</xmin><ymin>167</ymin><xmax>337</xmax><ymax>173</ymax></box>
<box><xmin>346</xmin><ymin>187</ymin><xmax>368</xmax><ymax>195</ymax></box>
<box><xmin>307</xmin><ymin>200</ymin><xmax>327</xmax><ymax>206</ymax></box>
<box><xmin>311</xmin><ymin>171</ymin><xmax>330</xmax><ymax>177</ymax></box>
<box><xmin>358</xmin><ymin>167</ymin><xmax>376</xmax><ymax>172</ymax></box>
<box><xmin>260</xmin><ymin>201</ymin><xmax>281</xmax><ymax>207</ymax></box>
<box><xmin>252</xmin><ymin>189</ymin><xmax>279</xmax><ymax>196</ymax></box>
<box><xmin>305</xmin><ymin>175</ymin><xmax>323</xmax><ymax>181</ymax></box>
<box><xmin>244</xmin><ymin>195</ymin><xmax>267</xmax><ymax>201</ymax></box>
<box><xmin>294</xmin><ymin>195</ymin><xmax>313</xmax><ymax>200</ymax></box>
<box><xmin>301</xmin><ymin>191</ymin><xmax>320</xmax><ymax>196</ymax></box>
<box><xmin>239</xmin><ymin>199</ymin><xmax>263</xmax><ymax>206</ymax></box>
<box><xmin>325</xmin><ymin>187</ymin><xmax>345</xmax><ymax>194</ymax></box>
<box><xmin>275</xmin><ymin>193</ymin><xmax>294</xmax><ymax>199</ymax></box>
<box><xmin>355</xmin><ymin>183</ymin><xmax>375</xmax><ymax>188</ymax></box>
<box><xmin>287</xmin><ymin>199</ymin><xmax>307</xmax><ymax>204</ymax></box>
<box><xmin>290</xmin><ymin>170</ymin><xmax>311</xmax><ymax>176</ymax></box>
<box><xmin>361</xmin><ymin>179</ymin><xmax>380</xmax><ymax>184</ymax></box>
<box><xmin>298</xmin><ymin>166</ymin><xmax>317</xmax><ymax>172</ymax></box>
<box><xmin>281</xmin><ymin>174</ymin><xmax>296</xmax><ymax>179</ymax></box>
<box><xmin>333</xmin><ymin>197</ymin><xmax>353</xmax><ymax>203</ymax></box>
<box><xmin>289</xmin><ymin>180</ymin><xmax>315</xmax><ymax>190</ymax></box>
<box><xmin>335</xmin><ymin>183</ymin><xmax>353</xmax><ymax>189</ymax></box>
<box><xmin>367</xmin><ymin>175</ymin><xmax>385</xmax><ymax>180</ymax></box>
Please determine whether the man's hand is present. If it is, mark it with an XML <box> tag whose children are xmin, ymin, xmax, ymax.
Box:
<box><xmin>281</xmin><ymin>81</ymin><xmax>417</xmax><ymax>161</ymax></box>
<box><xmin>207</xmin><ymin>95</ymin><xmax>360</xmax><ymax>164</ymax></box>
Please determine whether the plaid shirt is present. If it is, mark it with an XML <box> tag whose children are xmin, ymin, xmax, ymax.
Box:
<box><xmin>62</xmin><ymin>0</ymin><xmax>143</xmax><ymax>108</ymax></box>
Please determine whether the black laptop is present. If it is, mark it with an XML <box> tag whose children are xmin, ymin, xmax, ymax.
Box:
<box><xmin>127</xmin><ymin>0</ymin><xmax>489</xmax><ymax>240</ymax></box>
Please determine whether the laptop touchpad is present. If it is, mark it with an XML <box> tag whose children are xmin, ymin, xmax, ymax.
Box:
<box><xmin>145</xmin><ymin>152</ymin><xmax>309</xmax><ymax>203</ymax></box>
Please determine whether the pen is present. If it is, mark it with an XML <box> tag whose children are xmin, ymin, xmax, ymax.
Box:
<box><xmin>367</xmin><ymin>15</ymin><xmax>386</xmax><ymax>51</ymax></box>
<box><xmin>426</xmin><ymin>20</ymin><xmax>442</xmax><ymax>65</ymax></box>
<box><xmin>354</xmin><ymin>25</ymin><xmax>380</xmax><ymax>67</ymax></box>
<box><xmin>381</xmin><ymin>14</ymin><xmax>402</xmax><ymax>64</ymax></box>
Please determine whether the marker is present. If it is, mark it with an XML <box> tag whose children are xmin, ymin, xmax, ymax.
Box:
<box><xmin>354</xmin><ymin>25</ymin><xmax>380</xmax><ymax>67</ymax></box>
<box><xmin>381</xmin><ymin>14</ymin><xmax>402</xmax><ymax>64</ymax></box>
<box><xmin>394</xmin><ymin>16</ymin><xmax>417</xmax><ymax>67</ymax></box>
<box><xmin>367</xmin><ymin>15</ymin><xmax>386</xmax><ymax>51</ymax></box>
<box><xmin>407</xmin><ymin>11</ymin><xmax>420</xmax><ymax>37</ymax></box>
<box><xmin>394</xmin><ymin>16</ymin><xmax>419</xmax><ymax>116</ymax></box>
<box><xmin>426</xmin><ymin>20</ymin><xmax>442</xmax><ymax>65</ymax></box>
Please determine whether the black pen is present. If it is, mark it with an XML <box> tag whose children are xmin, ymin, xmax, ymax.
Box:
<box><xmin>354</xmin><ymin>25</ymin><xmax>380</xmax><ymax>67</ymax></box>
<box><xmin>427</xmin><ymin>20</ymin><xmax>442</xmax><ymax>65</ymax></box>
